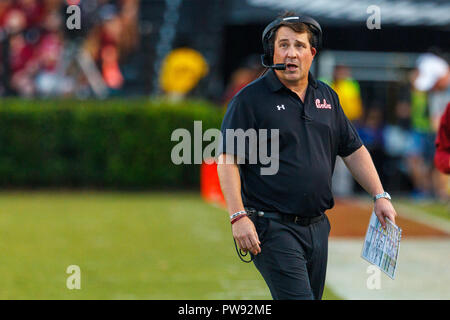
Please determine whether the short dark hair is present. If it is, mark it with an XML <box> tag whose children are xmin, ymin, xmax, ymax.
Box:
<box><xmin>271</xmin><ymin>11</ymin><xmax>315</xmax><ymax>49</ymax></box>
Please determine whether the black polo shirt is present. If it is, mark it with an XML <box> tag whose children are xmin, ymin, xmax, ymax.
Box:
<box><xmin>219</xmin><ymin>69</ymin><xmax>363</xmax><ymax>217</ymax></box>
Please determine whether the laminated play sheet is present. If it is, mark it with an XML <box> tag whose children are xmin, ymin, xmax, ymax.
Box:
<box><xmin>361</xmin><ymin>211</ymin><xmax>402</xmax><ymax>279</ymax></box>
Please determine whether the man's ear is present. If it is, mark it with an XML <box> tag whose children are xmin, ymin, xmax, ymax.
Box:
<box><xmin>311</xmin><ymin>47</ymin><xmax>317</xmax><ymax>58</ymax></box>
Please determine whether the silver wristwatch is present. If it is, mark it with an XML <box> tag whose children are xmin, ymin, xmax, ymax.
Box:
<box><xmin>373</xmin><ymin>191</ymin><xmax>391</xmax><ymax>202</ymax></box>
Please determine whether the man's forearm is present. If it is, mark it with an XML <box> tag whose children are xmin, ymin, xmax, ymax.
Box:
<box><xmin>342</xmin><ymin>146</ymin><xmax>384</xmax><ymax>197</ymax></box>
<box><xmin>217</xmin><ymin>154</ymin><xmax>245</xmax><ymax>217</ymax></box>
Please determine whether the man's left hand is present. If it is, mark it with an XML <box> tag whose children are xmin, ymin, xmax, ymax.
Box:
<box><xmin>374</xmin><ymin>198</ymin><xmax>398</xmax><ymax>228</ymax></box>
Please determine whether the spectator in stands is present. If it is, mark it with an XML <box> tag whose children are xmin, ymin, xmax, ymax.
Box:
<box><xmin>383</xmin><ymin>100</ymin><xmax>415</xmax><ymax>191</ymax></box>
<box><xmin>0</xmin><ymin>0</ymin><xmax>140</xmax><ymax>98</ymax></box>
<box><xmin>410</xmin><ymin>52</ymin><xmax>450</xmax><ymax>201</ymax></box>
<box><xmin>357</xmin><ymin>106</ymin><xmax>385</xmax><ymax>175</ymax></box>
<box><xmin>33</xmin><ymin>11</ymin><xmax>73</xmax><ymax>96</ymax></box>
<box><xmin>98</xmin><ymin>4</ymin><xmax>124</xmax><ymax>91</ymax></box>
<box><xmin>403</xmin><ymin>83</ymin><xmax>435</xmax><ymax>199</ymax></box>
<box><xmin>414</xmin><ymin>52</ymin><xmax>450</xmax><ymax>132</ymax></box>
<box><xmin>117</xmin><ymin>0</ymin><xmax>139</xmax><ymax>59</ymax></box>
<box><xmin>3</xmin><ymin>8</ymin><xmax>35</xmax><ymax>96</ymax></box>
<box><xmin>83</xmin><ymin>1</ymin><xmax>140</xmax><ymax>94</ymax></box>
<box><xmin>18</xmin><ymin>0</ymin><xmax>44</xmax><ymax>28</ymax></box>
<box><xmin>0</xmin><ymin>1</ymin><xmax>12</xmax><ymax>22</ymax></box>
<box><xmin>222</xmin><ymin>55</ymin><xmax>264</xmax><ymax>106</ymax></box>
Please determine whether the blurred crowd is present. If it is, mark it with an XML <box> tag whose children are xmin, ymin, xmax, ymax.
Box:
<box><xmin>355</xmin><ymin>52</ymin><xmax>449</xmax><ymax>201</ymax></box>
<box><xmin>0</xmin><ymin>0</ymin><xmax>139</xmax><ymax>98</ymax></box>
<box><xmin>223</xmin><ymin>51</ymin><xmax>450</xmax><ymax>201</ymax></box>
<box><xmin>0</xmin><ymin>2</ymin><xmax>448</xmax><ymax>199</ymax></box>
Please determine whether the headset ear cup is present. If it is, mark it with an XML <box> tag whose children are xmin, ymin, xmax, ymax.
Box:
<box><xmin>263</xmin><ymin>55</ymin><xmax>270</xmax><ymax>66</ymax></box>
<box><xmin>267</xmin><ymin>41</ymin><xmax>274</xmax><ymax>65</ymax></box>
<box><xmin>308</xmin><ymin>24</ymin><xmax>322</xmax><ymax>51</ymax></box>
<box><xmin>314</xmin><ymin>32</ymin><xmax>321</xmax><ymax>50</ymax></box>
<box><xmin>266</xmin><ymin>30</ymin><xmax>275</xmax><ymax>65</ymax></box>
<box><xmin>262</xmin><ymin>32</ymin><xmax>273</xmax><ymax>66</ymax></box>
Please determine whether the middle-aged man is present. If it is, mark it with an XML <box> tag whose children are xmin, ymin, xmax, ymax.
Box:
<box><xmin>217</xmin><ymin>12</ymin><xmax>397</xmax><ymax>300</ymax></box>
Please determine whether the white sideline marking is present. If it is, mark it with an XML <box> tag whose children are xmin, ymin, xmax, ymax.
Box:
<box><xmin>326</xmin><ymin>239</ymin><xmax>450</xmax><ymax>300</ymax></box>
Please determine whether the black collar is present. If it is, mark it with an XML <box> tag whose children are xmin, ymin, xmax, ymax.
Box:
<box><xmin>264</xmin><ymin>68</ymin><xmax>318</xmax><ymax>92</ymax></box>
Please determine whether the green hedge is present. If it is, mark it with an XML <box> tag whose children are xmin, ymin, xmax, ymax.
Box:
<box><xmin>0</xmin><ymin>98</ymin><xmax>224</xmax><ymax>189</ymax></box>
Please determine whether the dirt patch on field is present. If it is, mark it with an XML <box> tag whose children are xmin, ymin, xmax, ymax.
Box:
<box><xmin>327</xmin><ymin>199</ymin><xmax>449</xmax><ymax>238</ymax></box>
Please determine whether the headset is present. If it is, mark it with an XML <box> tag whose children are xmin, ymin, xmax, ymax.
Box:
<box><xmin>261</xmin><ymin>15</ymin><xmax>323</xmax><ymax>70</ymax></box>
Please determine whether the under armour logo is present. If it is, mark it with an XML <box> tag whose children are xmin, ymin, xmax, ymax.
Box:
<box><xmin>276</xmin><ymin>105</ymin><xmax>285</xmax><ymax>111</ymax></box>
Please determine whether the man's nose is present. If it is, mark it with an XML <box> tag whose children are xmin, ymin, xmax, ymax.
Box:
<box><xmin>286</xmin><ymin>45</ymin><xmax>296</xmax><ymax>58</ymax></box>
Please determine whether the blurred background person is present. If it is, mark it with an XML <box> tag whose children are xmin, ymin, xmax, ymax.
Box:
<box><xmin>330</xmin><ymin>64</ymin><xmax>363</xmax><ymax>123</ymax></box>
<box><xmin>0</xmin><ymin>0</ymin><xmax>140</xmax><ymax>98</ymax></box>
<box><xmin>414</xmin><ymin>52</ymin><xmax>450</xmax><ymax>131</ymax></box>
<box><xmin>98</xmin><ymin>4</ymin><xmax>126</xmax><ymax>92</ymax></box>
<box><xmin>357</xmin><ymin>106</ymin><xmax>385</xmax><ymax>177</ymax></box>
<box><xmin>1</xmin><ymin>6</ymin><xmax>36</xmax><ymax>97</ymax></box>
<box><xmin>75</xmin><ymin>0</ymin><xmax>140</xmax><ymax>97</ymax></box>
<box><xmin>411</xmin><ymin>52</ymin><xmax>450</xmax><ymax>201</ymax></box>
<box><xmin>402</xmin><ymin>77</ymin><xmax>435</xmax><ymax>200</ymax></box>
<box><xmin>33</xmin><ymin>10</ymin><xmax>72</xmax><ymax>97</ymax></box>
<box><xmin>222</xmin><ymin>54</ymin><xmax>264</xmax><ymax>106</ymax></box>
<box><xmin>329</xmin><ymin>64</ymin><xmax>363</xmax><ymax>196</ymax></box>
<box><xmin>383</xmin><ymin>100</ymin><xmax>415</xmax><ymax>193</ymax></box>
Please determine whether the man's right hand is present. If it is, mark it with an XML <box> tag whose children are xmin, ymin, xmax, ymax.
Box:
<box><xmin>232</xmin><ymin>216</ymin><xmax>261</xmax><ymax>256</ymax></box>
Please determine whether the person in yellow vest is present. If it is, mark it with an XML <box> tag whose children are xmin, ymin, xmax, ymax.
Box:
<box><xmin>331</xmin><ymin>65</ymin><xmax>363</xmax><ymax>122</ymax></box>
<box><xmin>328</xmin><ymin>65</ymin><xmax>364</xmax><ymax>196</ymax></box>
<box><xmin>159</xmin><ymin>47</ymin><xmax>209</xmax><ymax>100</ymax></box>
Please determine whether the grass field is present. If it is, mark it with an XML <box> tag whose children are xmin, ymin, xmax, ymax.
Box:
<box><xmin>0</xmin><ymin>191</ymin><xmax>340</xmax><ymax>300</ymax></box>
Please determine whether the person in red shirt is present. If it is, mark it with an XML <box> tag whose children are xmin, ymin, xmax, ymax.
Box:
<box><xmin>435</xmin><ymin>102</ymin><xmax>450</xmax><ymax>174</ymax></box>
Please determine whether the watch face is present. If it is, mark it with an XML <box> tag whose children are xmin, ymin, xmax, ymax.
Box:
<box><xmin>374</xmin><ymin>192</ymin><xmax>391</xmax><ymax>201</ymax></box>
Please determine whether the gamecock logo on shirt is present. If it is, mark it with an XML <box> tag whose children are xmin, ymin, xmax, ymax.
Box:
<box><xmin>315</xmin><ymin>99</ymin><xmax>332</xmax><ymax>109</ymax></box>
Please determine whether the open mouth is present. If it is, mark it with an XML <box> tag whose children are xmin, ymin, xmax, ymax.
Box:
<box><xmin>286</xmin><ymin>63</ymin><xmax>298</xmax><ymax>71</ymax></box>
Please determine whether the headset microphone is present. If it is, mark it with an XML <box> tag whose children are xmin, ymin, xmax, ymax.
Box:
<box><xmin>260</xmin><ymin>55</ymin><xmax>286</xmax><ymax>70</ymax></box>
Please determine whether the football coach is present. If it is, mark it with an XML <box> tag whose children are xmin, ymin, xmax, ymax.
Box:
<box><xmin>217</xmin><ymin>12</ymin><xmax>398</xmax><ymax>300</ymax></box>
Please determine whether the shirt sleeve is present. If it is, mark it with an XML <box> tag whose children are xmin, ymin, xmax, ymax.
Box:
<box><xmin>218</xmin><ymin>95</ymin><xmax>257</xmax><ymax>161</ymax></box>
<box><xmin>335</xmin><ymin>92</ymin><xmax>363</xmax><ymax>157</ymax></box>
